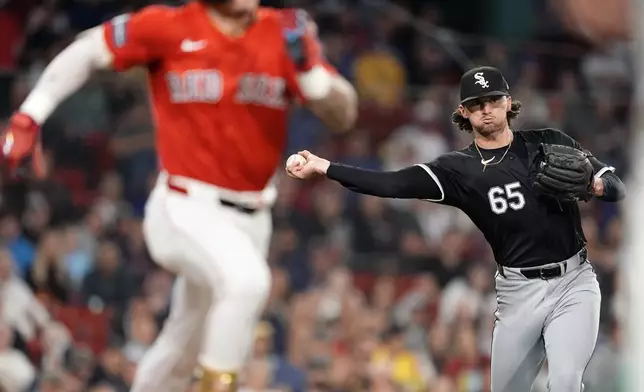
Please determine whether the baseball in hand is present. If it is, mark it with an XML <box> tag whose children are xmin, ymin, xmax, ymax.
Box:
<box><xmin>285</xmin><ymin>150</ymin><xmax>327</xmax><ymax>179</ymax></box>
<box><xmin>286</xmin><ymin>153</ymin><xmax>306</xmax><ymax>169</ymax></box>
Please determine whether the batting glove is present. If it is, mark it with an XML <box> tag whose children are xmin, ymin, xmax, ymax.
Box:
<box><xmin>1</xmin><ymin>113</ymin><xmax>46</xmax><ymax>179</ymax></box>
<box><xmin>280</xmin><ymin>8</ymin><xmax>324</xmax><ymax>72</ymax></box>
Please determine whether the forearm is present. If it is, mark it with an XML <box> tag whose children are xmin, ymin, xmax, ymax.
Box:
<box><xmin>593</xmin><ymin>172</ymin><xmax>626</xmax><ymax>202</ymax></box>
<box><xmin>300</xmin><ymin>67</ymin><xmax>358</xmax><ymax>132</ymax></box>
<box><xmin>326</xmin><ymin>163</ymin><xmax>440</xmax><ymax>199</ymax></box>
<box><xmin>20</xmin><ymin>26</ymin><xmax>113</xmax><ymax>124</ymax></box>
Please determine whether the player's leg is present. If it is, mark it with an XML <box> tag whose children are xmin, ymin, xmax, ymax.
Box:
<box><xmin>130</xmin><ymin>277</ymin><xmax>210</xmax><ymax>392</ymax></box>
<box><xmin>543</xmin><ymin>263</ymin><xmax>601</xmax><ymax>392</ymax></box>
<box><xmin>196</xmin><ymin>224</ymin><xmax>271</xmax><ymax>392</ymax></box>
<box><xmin>130</xmin><ymin>181</ymin><xmax>213</xmax><ymax>392</ymax></box>
<box><xmin>490</xmin><ymin>269</ymin><xmax>549</xmax><ymax>392</ymax></box>
<box><xmin>160</xmin><ymin>189</ymin><xmax>272</xmax><ymax>392</ymax></box>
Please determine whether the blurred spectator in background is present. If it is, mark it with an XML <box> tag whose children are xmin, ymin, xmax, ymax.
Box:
<box><xmin>0</xmin><ymin>322</ymin><xmax>35</xmax><ymax>392</ymax></box>
<box><xmin>81</xmin><ymin>240</ymin><xmax>135</xmax><ymax>316</ymax></box>
<box><xmin>354</xmin><ymin>47</ymin><xmax>407</xmax><ymax>108</ymax></box>
<box><xmin>87</xmin><ymin>341</ymin><xmax>129</xmax><ymax>391</ymax></box>
<box><xmin>370</xmin><ymin>323</ymin><xmax>427</xmax><ymax>391</ymax></box>
<box><xmin>26</xmin><ymin>230</ymin><xmax>70</xmax><ymax>303</ymax></box>
<box><xmin>442</xmin><ymin>325</ymin><xmax>490</xmax><ymax>392</ymax></box>
<box><xmin>0</xmin><ymin>215</ymin><xmax>36</xmax><ymax>278</ymax></box>
<box><xmin>245</xmin><ymin>321</ymin><xmax>306</xmax><ymax>392</ymax></box>
<box><xmin>0</xmin><ymin>248</ymin><xmax>50</xmax><ymax>344</ymax></box>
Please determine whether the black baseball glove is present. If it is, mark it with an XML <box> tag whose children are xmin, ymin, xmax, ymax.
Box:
<box><xmin>532</xmin><ymin>143</ymin><xmax>594</xmax><ymax>202</ymax></box>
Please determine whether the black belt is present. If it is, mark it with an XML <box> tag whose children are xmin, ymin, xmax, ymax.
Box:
<box><xmin>219</xmin><ymin>199</ymin><xmax>257</xmax><ymax>214</ymax></box>
<box><xmin>520</xmin><ymin>262</ymin><xmax>568</xmax><ymax>280</ymax></box>
<box><xmin>498</xmin><ymin>248</ymin><xmax>588</xmax><ymax>280</ymax></box>
<box><xmin>167</xmin><ymin>178</ymin><xmax>258</xmax><ymax>214</ymax></box>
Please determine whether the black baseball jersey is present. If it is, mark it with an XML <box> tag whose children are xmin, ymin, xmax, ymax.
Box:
<box><xmin>327</xmin><ymin>128</ymin><xmax>621</xmax><ymax>268</ymax></box>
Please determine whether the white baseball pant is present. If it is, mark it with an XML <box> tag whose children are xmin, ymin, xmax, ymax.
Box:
<box><xmin>131</xmin><ymin>172</ymin><xmax>273</xmax><ymax>392</ymax></box>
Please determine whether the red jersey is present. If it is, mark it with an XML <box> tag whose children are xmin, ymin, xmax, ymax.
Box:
<box><xmin>102</xmin><ymin>3</ymin><xmax>332</xmax><ymax>191</ymax></box>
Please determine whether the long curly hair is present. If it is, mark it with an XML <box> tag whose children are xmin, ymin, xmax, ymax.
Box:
<box><xmin>451</xmin><ymin>100</ymin><xmax>522</xmax><ymax>133</ymax></box>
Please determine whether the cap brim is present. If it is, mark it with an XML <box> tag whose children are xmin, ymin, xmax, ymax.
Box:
<box><xmin>461</xmin><ymin>91</ymin><xmax>509</xmax><ymax>104</ymax></box>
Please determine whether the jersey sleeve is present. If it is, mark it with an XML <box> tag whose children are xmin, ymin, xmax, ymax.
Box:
<box><xmin>547</xmin><ymin>129</ymin><xmax>616</xmax><ymax>178</ymax></box>
<box><xmin>102</xmin><ymin>6</ymin><xmax>174</xmax><ymax>71</ymax></box>
<box><xmin>325</xmin><ymin>164</ymin><xmax>443</xmax><ymax>200</ymax></box>
<box><xmin>416</xmin><ymin>154</ymin><xmax>469</xmax><ymax>207</ymax></box>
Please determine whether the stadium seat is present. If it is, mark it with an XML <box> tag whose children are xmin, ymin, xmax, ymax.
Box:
<box><xmin>53</xmin><ymin>306</ymin><xmax>112</xmax><ymax>355</ymax></box>
<box><xmin>53</xmin><ymin>168</ymin><xmax>86</xmax><ymax>191</ymax></box>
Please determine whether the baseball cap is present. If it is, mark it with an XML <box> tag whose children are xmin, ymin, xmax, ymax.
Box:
<box><xmin>460</xmin><ymin>66</ymin><xmax>510</xmax><ymax>104</ymax></box>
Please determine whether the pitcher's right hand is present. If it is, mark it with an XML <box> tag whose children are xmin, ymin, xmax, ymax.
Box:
<box><xmin>285</xmin><ymin>150</ymin><xmax>329</xmax><ymax>180</ymax></box>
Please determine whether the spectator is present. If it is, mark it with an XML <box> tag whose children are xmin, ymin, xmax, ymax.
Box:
<box><xmin>427</xmin><ymin>323</ymin><xmax>451</xmax><ymax>373</ymax></box>
<box><xmin>244</xmin><ymin>321</ymin><xmax>306</xmax><ymax>392</ymax></box>
<box><xmin>116</xmin><ymin>217</ymin><xmax>153</xmax><ymax>276</ymax></box>
<box><xmin>353</xmin><ymin>47</ymin><xmax>407</xmax><ymax>108</ymax></box>
<box><xmin>304</xmin><ymin>182</ymin><xmax>349</xmax><ymax>248</ymax></box>
<box><xmin>392</xmin><ymin>274</ymin><xmax>439</xmax><ymax>328</ymax></box>
<box><xmin>382</xmin><ymin>115</ymin><xmax>449</xmax><ymax>173</ymax></box>
<box><xmin>26</xmin><ymin>230</ymin><xmax>70</xmax><ymax>303</ymax></box>
<box><xmin>438</xmin><ymin>263</ymin><xmax>495</xmax><ymax>326</ymax></box>
<box><xmin>0</xmin><ymin>323</ymin><xmax>35</xmax><ymax>392</ymax></box>
<box><xmin>87</xmin><ymin>341</ymin><xmax>128</xmax><ymax>391</ymax></box>
<box><xmin>424</xmin><ymin>230</ymin><xmax>469</xmax><ymax>288</ymax></box>
<box><xmin>0</xmin><ymin>248</ymin><xmax>50</xmax><ymax>343</ymax></box>
<box><xmin>370</xmin><ymin>275</ymin><xmax>397</xmax><ymax>313</ymax></box>
<box><xmin>340</xmin><ymin>130</ymin><xmax>382</xmax><ymax>170</ymax></box>
<box><xmin>442</xmin><ymin>325</ymin><xmax>490</xmax><ymax>392</ymax></box>
<box><xmin>88</xmin><ymin>383</ymin><xmax>119</xmax><ymax>392</ymax></box>
<box><xmin>370</xmin><ymin>323</ymin><xmax>427</xmax><ymax>392</ymax></box>
<box><xmin>92</xmin><ymin>172</ymin><xmax>128</xmax><ymax>229</ymax></box>
<box><xmin>74</xmin><ymin>209</ymin><xmax>104</xmax><ymax>265</ymax></box>
<box><xmin>0</xmin><ymin>214</ymin><xmax>35</xmax><ymax>278</ymax></box>
<box><xmin>39</xmin><ymin>321</ymin><xmax>72</xmax><ymax>373</ymax></box>
<box><xmin>81</xmin><ymin>240</ymin><xmax>135</xmax><ymax>315</ymax></box>
<box><xmin>121</xmin><ymin>312</ymin><xmax>157</xmax><ymax>364</ymax></box>
<box><xmin>37</xmin><ymin>372</ymin><xmax>67</xmax><ymax>392</ymax></box>
<box><xmin>138</xmin><ymin>270</ymin><xmax>173</xmax><ymax>329</ymax></box>
<box><xmin>350</xmin><ymin>195</ymin><xmax>407</xmax><ymax>255</ymax></box>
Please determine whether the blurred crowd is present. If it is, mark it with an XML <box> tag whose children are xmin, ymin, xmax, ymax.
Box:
<box><xmin>0</xmin><ymin>0</ymin><xmax>632</xmax><ymax>391</ymax></box>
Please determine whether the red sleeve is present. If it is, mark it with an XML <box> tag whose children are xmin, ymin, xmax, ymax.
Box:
<box><xmin>102</xmin><ymin>6</ymin><xmax>174</xmax><ymax>71</ymax></box>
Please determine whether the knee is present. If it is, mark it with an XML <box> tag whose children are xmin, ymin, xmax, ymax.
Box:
<box><xmin>549</xmin><ymin>368</ymin><xmax>585</xmax><ymax>392</ymax></box>
<box><xmin>221</xmin><ymin>263</ymin><xmax>271</xmax><ymax>305</ymax></box>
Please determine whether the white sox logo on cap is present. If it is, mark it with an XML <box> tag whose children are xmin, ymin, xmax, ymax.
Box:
<box><xmin>460</xmin><ymin>66</ymin><xmax>509</xmax><ymax>104</ymax></box>
<box><xmin>474</xmin><ymin>72</ymin><xmax>489</xmax><ymax>88</ymax></box>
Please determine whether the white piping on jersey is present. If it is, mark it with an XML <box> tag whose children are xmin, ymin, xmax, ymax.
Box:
<box><xmin>595</xmin><ymin>166</ymin><xmax>616</xmax><ymax>179</ymax></box>
<box><xmin>415</xmin><ymin>163</ymin><xmax>445</xmax><ymax>202</ymax></box>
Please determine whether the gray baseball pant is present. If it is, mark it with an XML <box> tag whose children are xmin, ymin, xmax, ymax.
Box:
<box><xmin>491</xmin><ymin>250</ymin><xmax>601</xmax><ymax>392</ymax></box>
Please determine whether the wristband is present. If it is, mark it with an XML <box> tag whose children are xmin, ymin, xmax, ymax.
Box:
<box><xmin>296</xmin><ymin>65</ymin><xmax>332</xmax><ymax>100</ymax></box>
